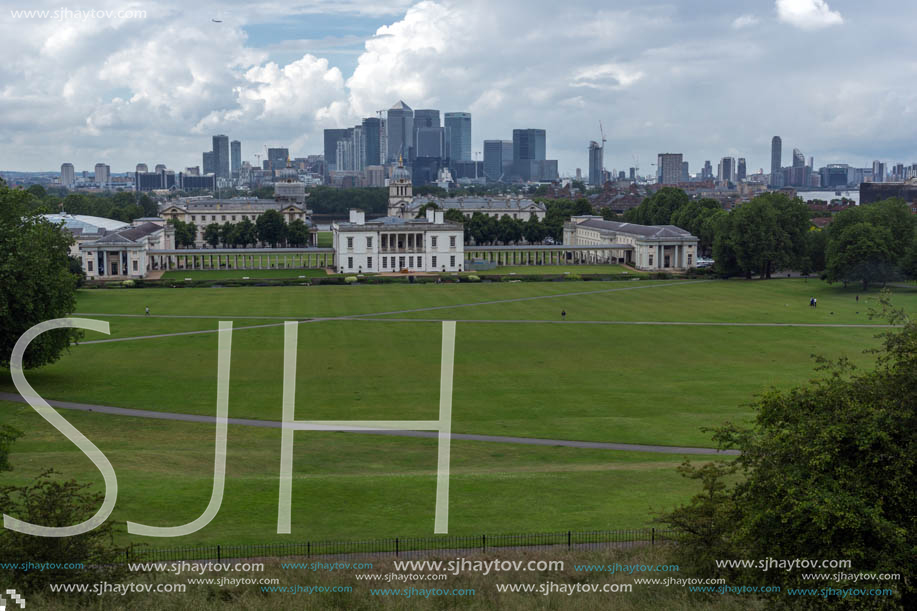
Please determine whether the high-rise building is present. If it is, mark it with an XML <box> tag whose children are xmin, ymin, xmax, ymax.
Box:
<box><xmin>387</xmin><ymin>100</ymin><xmax>414</xmax><ymax>163</ymax></box>
<box><xmin>703</xmin><ymin>160</ymin><xmax>713</xmax><ymax>180</ymax></box>
<box><xmin>588</xmin><ymin>141</ymin><xmax>604</xmax><ymax>186</ymax></box>
<box><xmin>629</xmin><ymin>167</ymin><xmax>636</xmax><ymax>181</ymax></box>
<box><xmin>154</xmin><ymin>164</ymin><xmax>167</xmax><ymax>173</ymax></box>
<box><xmin>267</xmin><ymin>148</ymin><xmax>289</xmax><ymax>171</ymax></box>
<box><xmin>413</xmin><ymin>109</ymin><xmax>440</xmax><ymax>160</ymax></box>
<box><xmin>135</xmin><ymin>163</ymin><xmax>148</xmax><ymax>173</ymax></box>
<box><xmin>872</xmin><ymin>160</ymin><xmax>886</xmax><ymax>183</ymax></box>
<box><xmin>718</xmin><ymin>157</ymin><xmax>735</xmax><ymax>184</ymax></box>
<box><xmin>737</xmin><ymin>158</ymin><xmax>747</xmax><ymax>182</ymax></box>
<box><xmin>681</xmin><ymin>161</ymin><xmax>690</xmax><ymax>183</ymax></box>
<box><xmin>230</xmin><ymin>140</ymin><xmax>241</xmax><ymax>175</ymax></box>
<box><xmin>512</xmin><ymin>129</ymin><xmax>547</xmax><ymax>180</ymax></box>
<box><xmin>792</xmin><ymin>148</ymin><xmax>805</xmax><ymax>168</ymax></box>
<box><xmin>324</xmin><ymin>128</ymin><xmax>351</xmax><ymax>180</ymax></box>
<box><xmin>212</xmin><ymin>135</ymin><xmax>230</xmax><ymax>179</ymax></box>
<box><xmin>770</xmin><ymin>136</ymin><xmax>782</xmax><ymax>186</ymax></box>
<box><xmin>60</xmin><ymin>163</ymin><xmax>75</xmax><ymax>187</ymax></box>
<box><xmin>484</xmin><ymin>139</ymin><xmax>509</xmax><ymax>182</ymax></box>
<box><xmin>657</xmin><ymin>153</ymin><xmax>683</xmax><ymax>185</ymax></box>
<box><xmin>94</xmin><ymin>163</ymin><xmax>110</xmax><ymax>187</ymax></box>
<box><xmin>361</xmin><ymin>117</ymin><xmax>384</xmax><ymax>168</ymax></box>
<box><xmin>444</xmin><ymin>112</ymin><xmax>472</xmax><ymax>162</ymax></box>
<box><xmin>415</xmin><ymin>127</ymin><xmax>444</xmax><ymax>158</ymax></box>
<box><xmin>202</xmin><ymin>151</ymin><xmax>215</xmax><ymax>175</ymax></box>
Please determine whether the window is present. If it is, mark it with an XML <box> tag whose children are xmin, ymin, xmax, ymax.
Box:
<box><xmin>408</xmin><ymin>256</ymin><xmax>414</xmax><ymax>267</ymax></box>
<box><xmin>87</xmin><ymin>260</ymin><xmax>93</xmax><ymax>272</ymax></box>
<box><xmin>399</xmin><ymin>256</ymin><xmax>405</xmax><ymax>269</ymax></box>
<box><xmin>648</xmin><ymin>256</ymin><xmax>654</xmax><ymax>266</ymax></box>
<box><xmin>347</xmin><ymin>257</ymin><xmax>353</xmax><ymax>269</ymax></box>
<box><xmin>432</xmin><ymin>256</ymin><xmax>437</xmax><ymax>268</ymax></box>
<box><xmin>366</xmin><ymin>236</ymin><xmax>373</xmax><ymax>248</ymax></box>
<box><xmin>687</xmin><ymin>254</ymin><xmax>693</xmax><ymax>265</ymax></box>
<box><xmin>347</xmin><ymin>236</ymin><xmax>354</xmax><ymax>248</ymax></box>
<box><xmin>232</xmin><ymin>216</ymin><xmax>236</xmax><ymax>221</ymax></box>
<box><xmin>191</xmin><ymin>215</ymin><xmax>196</xmax><ymax>222</ymax></box>
<box><xmin>367</xmin><ymin>257</ymin><xmax>373</xmax><ymax>269</ymax></box>
<box><xmin>133</xmin><ymin>260</ymin><xmax>138</xmax><ymax>272</ymax></box>
<box><xmin>211</xmin><ymin>215</ymin><xmax>216</xmax><ymax>221</ymax></box>
<box><xmin>450</xmin><ymin>255</ymin><xmax>455</xmax><ymax>267</ymax></box>
<box><xmin>222</xmin><ymin>215</ymin><xmax>226</xmax><ymax>221</ymax></box>
<box><xmin>449</xmin><ymin>236</ymin><xmax>456</xmax><ymax>247</ymax></box>
<box><xmin>431</xmin><ymin>236</ymin><xmax>438</xmax><ymax>248</ymax></box>
<box><xmin>382</xmin><ymin>257</ymin><xmax>388</xmax><ymax>269</ymax></box>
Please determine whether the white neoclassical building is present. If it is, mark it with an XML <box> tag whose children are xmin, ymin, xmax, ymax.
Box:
<box><xmin>332</xmin><ymin>208</ymin><xmax>465</xmax><ymax>274</ymax></box>
<box><xmin>563</xmin><ymin>215</ymin><xmax>698</xmax><ymax>271</ymax></box>
<box><xmin>79</xmin><ymin>219</ymin><xmax>175</xmax><ymax>279</ymax></box>
<box><xmin>398</xmin><ymin>195</ymin><xmax>547</xmax><ymax>221</ymax></box>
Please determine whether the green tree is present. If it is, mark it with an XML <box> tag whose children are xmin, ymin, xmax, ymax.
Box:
<box><xmin>523</xmin><ymin>213</ymin><xmax>545</xmax><ymax>244</ymax></box>
<box><xmin>444</xmin><ymin>208</ymin><xmax>465</xmax><ymax>224</ymax></box>
<box><xmin>203</xmin><ymin>223</ymin><xmax>221</xmax><ymax>248</ymax></box>
<box><xmin>256</xmin><ymin>209</ymin><xmax>287</xmax><ymax>247</ymax></box>
<box><xmin>168</xmin><ymin>219</ymin><xmax>196</xmax><ymax>248</ymax></box>
<box><xmin>234</xmin><ymin>218</ymin><xmax>257</xmax><ymax>248</ymax></box>
<box><xmin>286</xmin><ymin>219</ymin><xmax>310</xmax><ymax>247</ymax></box>
<box><xmin>0</xmin><ymin>471</ymin><xmax>125</xmax><ymax>595</ymax></box>
<box><xmin>825</xmin><ymin>222</ymin><xmax>895</xmax><ymax>290</ymax></box>
<box><xmin>26</xmin><ymin>184</ymin><xmax>46</xmax><ymax>199</ymax></box>
<box><xmin>0</xmin><ymin>425</ymin><xmax>22</xmax><ymax>473</ymax></box>
<box><xmin>662</xmin><ymin>296</ymin><xmax>916</xmax><ymax>608</ymax></box>
<box><xmin>624</xmin><ymin>187</ymin><xmax>689</xmax><ymax>225</ymax></box>
<box><xmin>496</xmin><ymin>215</ymin><xmax>522</xmax><ymax>244</ymax></box>
<box><xmin>414</xmin><ymin>202</ymin><xmax>439</xmax><ymax>218</ymax></box>
<box><xmin>0</xmin><ymin>184</ymin><xmax>81</xmax><ymax>369</ymax></box>
<box><xmin>220</xmin><ymin>221</ymin><xmax>236</xmax><ymax>248</ymax></box>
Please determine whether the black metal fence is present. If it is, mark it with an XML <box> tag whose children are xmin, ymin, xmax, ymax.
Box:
<box><xmin>121</xmin><ymin>528</ymin><xmax>679</xmax><ymax>564</ymax></box>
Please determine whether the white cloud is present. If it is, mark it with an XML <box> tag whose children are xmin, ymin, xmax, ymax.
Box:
<box><xmin>776</xmin><ymin>0</ymin><xmax>843</xmax><ymax>30</ymax></box>
<box><xmin>731</xmin><ymin>14</ymin><xmax>759</xmax><ymax>29</ymax></box>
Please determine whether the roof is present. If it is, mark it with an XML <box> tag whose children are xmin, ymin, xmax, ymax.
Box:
<box><xmin>335</xmin><ymin>216</ymin><xmax>462</xmax><ymax>230</ymax></box>
<box><xmin>86</xmin><ymin>222</ymin><xmax>163</xmax><ymax>245</ymax></box>
<box><xmin>164</xmin><ymin>199</ymin><xmax>306</xmax><ymax>213</ymax></box>
<box><xmin>389</xmin><ymin>100</ymin><xmax>412</xmax><ymax>111</ymax></box>
<box><xmin>42</xmin><ymin>213</ymin><xmax>129</xmax><ymax>234</ymax></box>
<box><xmin>576</xmin><ymin>217</ymin><xmax>696</xmax><ymax>239</ymax></box>
<box><xmin>406</xmin><ymin>197</ymin><xmax>546</xmax><ymax>212</ymax></box>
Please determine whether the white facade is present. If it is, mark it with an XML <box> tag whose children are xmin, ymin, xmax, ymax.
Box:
<box><xmin>563</xmin><ymin>216</ymin><xmax>698</xmax><ymax>271</ymax></box>
<box><xmin>332</xmin><ymin>209</ymin><xmax>465</xmax><ymax>274</ymax></box>
<box><xmin>79</xmin><ymin>220</ymin><xmax>175</xmax><ymax>279</ymax></box>
<box><xmin>398</xmin><ymin>196</ymin><xmax>547</xmax><ymax>221</ymax></box>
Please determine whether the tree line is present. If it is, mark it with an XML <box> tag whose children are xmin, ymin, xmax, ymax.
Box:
<box><xmin>11</xmin><ymin>185</ymin><xmax>159</xmax><ymax>223</ymax></box>
<box><xmin>168</xmin><ymin>209</ymin><xmax>312</xmax><ymax>249</ymax></box>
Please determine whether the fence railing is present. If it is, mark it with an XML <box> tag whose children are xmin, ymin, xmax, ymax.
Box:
<box><xmin>121</xmin><ymin>528</ymin><xmax>679</xmax><ymax>564</ymax></box>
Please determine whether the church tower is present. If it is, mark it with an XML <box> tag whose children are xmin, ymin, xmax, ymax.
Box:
<box><xmin>387</xmin><ymin>155</ymin><xmax>413</xmax><ymax>218</ymax></box>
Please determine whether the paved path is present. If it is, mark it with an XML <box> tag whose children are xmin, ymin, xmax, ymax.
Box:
<box><xmin>0</xmin><ymin>392</ymin><xmax>737</xmax><ymax>456</ymax></box>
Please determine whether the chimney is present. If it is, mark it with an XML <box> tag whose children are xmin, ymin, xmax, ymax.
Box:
<box><xmin>435</xmin><ymin>210</ymin><xmax>444</xmax><ymax>224</ymax></box>
<box><xmin>426</xmin><ymin>208</ymin><xmax>435</xmax><ymax>223</ymax></box>
<box><xmin>349</xmin><ymin>209</ymin><xmax>365</xmax><ymax>225</ymax></box>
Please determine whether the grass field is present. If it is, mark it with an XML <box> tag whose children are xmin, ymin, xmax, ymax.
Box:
<box><xmin>161</xmin><ymin>269</ymin><xmax>329</xmax><ymax>280</ymax></box>
<box><xmin>1</xmin><ymin>278</ymin><xmax>913</xmax><ymax>545</ymax></box>
<box><xmin>475</xmin><ymin>264</ymin><xmax>635</xmax><ymax>275</ymax></box>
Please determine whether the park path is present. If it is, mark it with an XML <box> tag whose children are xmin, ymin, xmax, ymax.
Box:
<box><xmin>0</xmin><ymin>392</ymin><xmax>737</xmax><ymax>456</ymax></box>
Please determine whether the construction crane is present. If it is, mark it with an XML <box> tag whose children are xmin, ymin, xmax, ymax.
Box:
<box><xmin>599</xmin><ymin>120</ymin><xmax>607</xmax><ymax>180</ymax></box>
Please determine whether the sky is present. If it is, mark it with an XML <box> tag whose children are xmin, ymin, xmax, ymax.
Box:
<box><xmin>1</xmin><ymin>0</ymin><xmax>915</xmax><ymax>176</ymax></box>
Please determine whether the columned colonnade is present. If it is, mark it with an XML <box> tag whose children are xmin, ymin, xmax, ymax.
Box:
<box><xmin>463</xmin><ymin>246</ymin><xmax>630</xmax><ymax>266</ymax></box>
<box><xmin>148</xmin><ymin>249</ymin><xmax>336</xmax><ymax>272</ymax></box>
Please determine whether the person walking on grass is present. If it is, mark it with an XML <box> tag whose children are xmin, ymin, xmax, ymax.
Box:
<box><xmin>561</xmin><ymin>309</ymin><xmax>566</xmax><ymax>320</ymax></box>
<box><xmin>145</xmin><ymin>306</ymin><xmax>150</xmax><ymax>316</ymax></box>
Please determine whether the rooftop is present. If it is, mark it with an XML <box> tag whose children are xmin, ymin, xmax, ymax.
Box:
<box><xmin>575</xmin><ymin>217</ymin><xmax>696</xmax><ymax>239</ymax></box>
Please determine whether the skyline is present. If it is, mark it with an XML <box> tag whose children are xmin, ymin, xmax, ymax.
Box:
<box><xmin>2</xmin><ymin>0</ymin><xmax>916</xmax><ymax>173</ymax></box>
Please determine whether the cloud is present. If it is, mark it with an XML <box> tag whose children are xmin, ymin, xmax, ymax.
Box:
<box><xmin>731</xmin><ymin>14</ymin><xmax>759</xmax><ymax>29</ymax></box>
<box><xmin>776</xmin><ymin>0</ymin><xmax>843</xmax><ymax>30</ymax></box>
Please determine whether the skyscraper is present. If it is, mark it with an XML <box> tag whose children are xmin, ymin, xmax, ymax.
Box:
<box><xmin>94</xmin><ymin>163</ymin><xmax>110</xmax><ymax>187</ymax></box>
<box><xmin>587</xmin><ymin>141</ymin><xmax>603</xmax><ymax>186</ymax></box>
<box><xmin>387</xmin><ymin>100</ymin><xmax>414</xmax><ymax>163</ymax></box>
<box><xmin>770</xmin><ymin>136</ymin><xmax>782</xmax><ymax>186</ymax></box>
<box><xmin>60</xmin><ymin>163</ymin><xmax>75</xmax><ymax>187</ymax></box>
<box><xmin>212</xmin><ymin>135</ymin><xmax>230</xmax><ymax>180</ymax></box>
<box><xmin>484</xmin><ymin>140</ymin><xmax>513</xmax><ymax>182</ymax></box>
<box><xmin>681</xmin><ymin>161</ymin><xmax>690</xmax><ymax>183</ymax></box>
<box><xmin>657</xmin><ymin>153</ymin><xmax>683</xmax><ymax>185</ymax></box>
<box><xmin>512</xmin><ymin>129</ymin><xmax>552</xmax><ymax>181</ymax></box>
<box><xmin>135</xmin><ymin>163</ymin><xmax>148</xmax><ymax>173</ymax></box>
<box><xmin>718</xmin><ymin>157</ymin><xmax>735</xmax><ymax>183</ymax></box>
<box><xmin>361</xmin><ymin>117</ymin><xmax>384</xmax><ymax>168</ymax></box>
<box><xmin>703</xmin><ymin>160</ymin><xmax>713</xmax><ymax>180</ymax></box>
<box><xmin>324</xmin><ymin>128</ymin><xmax>350</xmax><ymax>180</ymax></box>
<box><xmin>267</xmin><ymin>148</ymin><xmax>290</xmax><ymax>171</ymax></box>
<box><xmin>230</xmin><ymin>140</ymin><xmax>241</xmax><ymax>175</ymax></box>
<box><xmin>415</xmin><ymin>127</ymin><xmax>444</xmax><ymax>158</ymax></box>
<box><xmin>202</xmin><ymin>151</ymin><xmax>215</xmax><ymax>175</ymax></box>
<box><xmin>737</xmin><ymin>158</ymin><xmax>746</xmax><ymax>182</ymax></box>
<box><xmin>413</xmin><ymin>109</ymin><xmax>441</xmax><ymax>159</ymax></box>
<box><xmin>444</xmin><ymin>112</ymin><xmax>472</xmax><ymax>162</ymax></box>
<box><xmin>872</xmin><ymin>160</ymin><xmax>886</xmax><ymax>183</ymax></box>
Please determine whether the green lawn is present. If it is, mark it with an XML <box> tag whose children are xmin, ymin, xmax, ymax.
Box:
<box><xmin>317</xmin><ymin>231</ymin><xmax>332</xmax><ymax>247</ymax></box>
<box><xmin>0</xmin><ymin>404</ymin><xmax>720</xmax><ymax>545</ymax></box>
<box><xmin>474</xmin><ymin>264</ymin><xmax>635</xmax><ymax>275</ymax></box>
<box><xmin>1</xmin><ymin>278</ymin><xmax>912</xmax><ymax>545</ymax></box>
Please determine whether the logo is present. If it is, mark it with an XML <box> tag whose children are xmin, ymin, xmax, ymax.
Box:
<box><xmin>0</xmin><ymin>589</ymin><xmax>25</xmax><ymax>610</ymax></box>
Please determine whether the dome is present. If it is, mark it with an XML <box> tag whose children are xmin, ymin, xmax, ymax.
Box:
<box><xmin>392</xmin><ymin>165</ymin><xmax>411</xmax><ymax>181</ymax></box>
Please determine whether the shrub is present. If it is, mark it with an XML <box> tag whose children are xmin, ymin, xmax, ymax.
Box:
<box><xmin>466</xmin><ymin>275</ymin><xmax>481</xmax><ymax>282</ymax></box>
<box><xmin>344</xmin><ymin>276</ymin><xmax>358</xmax><ymax>284</ymax></box>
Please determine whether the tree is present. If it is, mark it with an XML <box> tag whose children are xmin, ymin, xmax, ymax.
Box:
<box><xmin>0</xmin><ymin>425</ymin><xmax>22</xmax><ymax>473</ymax></box>
<box><xmin>203</xmin><ymin>223</ymin><xmax>221</xmax><ymax>248</ymax></box>
<box><xmin>168</xmin><ymin>219</ymin><xmax>196</xmax><ymax>248</ymax></box>
<box><xmin>0</xmin><ymin>471</ymin><xmax>125</xmax><ymax>595</ymax></box>
<box><xmin>234</xmin><ymin>218</ymin><xmax>257</xmax><ymax>248</ymax></box>
<box><xmin>826</xmin><ymin>222</ymin><xmax>896</xmax><ymax>290</ymax></box>
<box><xmin>444</xmin><ymin>208</ymin><xmax>465</xmax><ymax>224</ymax></box>
<box><xmin>523</xmin><ymin>214</ymin><xmax>545</xmax><ymax>244</ymax></box>
<box><xmin>497</xmin><ymin>215</ymin><xmax>523</xmax><ymax>244</ymax></box>
<box><xmin>624</xmin><ymin>187</ymin><xmax>689</xmax><ymax>225</ymax></box>
<box><xmin>220</xmin><ymin>221</ymin><xmax>236</xmax><ymax>248</ymax></box>
<box><xmin>414</xmin><ymin>202</ymin><xmax>439</xmax><ymax>218</ymax></box>
<box><xmin>286</xmin><ymin>219</ymin><xmax>310</xmax><ymax>247</ymax></box>
<box><xmin>256</xmin><ymin>209</ymin><xmax>287</xmax><ymax>247</ymax></box>
<box><xmin>661</xmin><ymin>296</ymin><xmax>916</xmax><ymax>608</ymax></box>
<box><xmin>0</xmin><ymin>184</ymin><xmax>81</xmax><ymax>369</ymax></box>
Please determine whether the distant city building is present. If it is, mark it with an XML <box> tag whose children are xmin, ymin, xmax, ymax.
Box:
<box><xmin>444</xmin><ymin>112</ymin><xmax>472</xmax><ymax>162</ymax></box>
<box><xmin>267</xmin><ymin>148</ymin><xmax>290</xmax><ymax>172</ymax></box>
<box><xmin>820</xmin><ymin>164</ymin><xmax>849</xmax><ymax>188</ymax></box>
<box><xmin>872</xmin><ymin>160</ymin><xmax>886</xmax><ymax>183</ymax></box>
<box><xmin>184</xmin><ymin>166</ymin><xmax>200</xmax><ymax>176</ymax></box>
<box><xmin>657</xmin><ymin>153</ymin><xmax>683</xmax><ymax>185</ymax></box>
<box><xmin>702</xmin><ymin>160</ymin><xmax>713</xmax><ymax>180</ymax></box>
<box><xmin>94</xmin><ymin>163</ymin><xmax>110</xmax><ymax>187</ymax></box>
<box><xmin>681</xmin><ymin>161</ymin><xmax>690</xmax><ymax>183</ymax></box>
<box><xmin>629</xmin><ymin>167</ymin><xmax>637</xmax><ymax>181</ymax></box>
<box><xmin>588</xmin><ymin>141</ymin><xmax>604</xmax><ymax>186</ymax></box>
<box><xmin>154</xmin><ymin>164</ymin><xmax>166</xmax><ymax>173</ymax></box>
<box><xmin>861</xmin><ymin>180</ymin><xmax>917</xmax><ymax>204</ymax></box>
<box><xmin>323</xmin><ymin>128</ymin><xmax>351</xmax><ymax>180</ymax></box>
<box><xmin>416</xmin><ymin>126</ymin><xmax>445</xmax><ymax>158</ymax></box>
<box><xmin>178</xmin><ymin>173</ymin><xmax>215</xmax><ymax>192</ymax></box>
<box><xmin>512</xmin><ymin>129</ymin><xmax>556</xmax><ymax>181</ymax></box>
<box><xmin>230</xmin><ymin>140</ymin><xmax>241</xmax><ymax>175</ymax></box>
<box><xmin>770</xmin><ymin>136</ymin><xmax>782</xmax><ymax>186</ymax></box>
<box><xmin>135</xmin><ymin>163</ymin><xmax>148</xmax><ymax>173</ymax></box>
<box><xmin>212</xmin><ymin>135</ymin><xmax>230</xmax><ymax>180</ymax></box>
<box><xmin>718</xmin><ymin>157</ymin><xmax>735</xmax><ymax>184</ymax></box>
<box><xmin>387</xmin><ymin>100</ymin><xmax>414</xmax><ymax>163</ymax></box>
<box><xmin>737</xmin><ymin>158</ymin><xmax>746</xmax><ymax>182</ymax></box>
<box><xmin>202</xmin><ymin>151</ymin><xmax>215</xmax><ymax>176</ymax></box>
<box><xmin>361</xmin><ymin>117</ymin><xmax>384</xmax><ymax>168</ymax></box>
<box><xmin>60</xmin><ymin>163</ymin><xmax>75</xmax><ymax>187</ymax></box>
<box><xmin>484</xmin><ymin>139</ymin><xmax>511</xmax><ymax>182</ymax></box>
